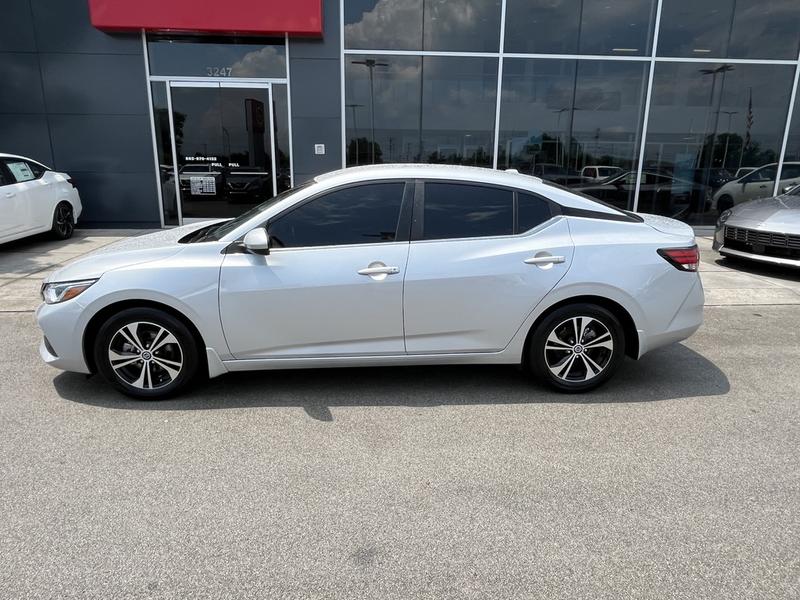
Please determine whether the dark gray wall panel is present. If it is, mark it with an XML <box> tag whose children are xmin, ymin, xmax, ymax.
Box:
<box><xmin>2</xmin><ymin>53</ymin><xmax>45</xmax><ymax>113</ymax></box>
<box><xmin>290</xmin><ymin>117</ymin><xmax>342</xmax><ymax>175</ymax></box>
<box><xmin>289</xmin><ymin>0</ymin><xmax>340</xmax><ymax>60</ymax></box>
<box><xmin>48</xmin><ymin>115</ymin><xmax>153</xmax><ymax>174</ymax></box>
<box><xmin>70</xmin><ymin>172</ymin><xmax>160</xmax><ymax>225</ymax></box>
<box><xmin>289</xmin><ymin>59</ymin><xmax>341</xmax><ymax>119</ymax></box>
<box><xmin>30</xmin><ymin>0</ymin><xmax>141</xmax><ymax>54</ymax></box>
<box><xmin>0</xmin><ymin>0</ymin><xmax>37</xmax><ymax>52</ymax></box>
<box><xmin>0</xmin><ymin>114</ymin><xmax>53</xmax><ymax>166</ymax></box>
<box><xmin>40</xmin><ymin>53</ymin><xmax>148</xmax><ymax>115</ymax></box>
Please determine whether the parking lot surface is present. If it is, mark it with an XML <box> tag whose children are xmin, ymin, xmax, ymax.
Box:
<box><xmin>1</xmin><ymin>231</ymin><xmax>798</xmax><ymax>599</ymax></box>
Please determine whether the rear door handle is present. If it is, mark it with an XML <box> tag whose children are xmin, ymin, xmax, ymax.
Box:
<box><xmin>524</xmin><ymin>255</ymin><xmax>565</xmax><ymax>265</ymax></box>
<box><xmin>4</xmin><ymin>192</ymin><xmax>15</xmax><ymax>198</ymax></box>
<box><xmin>358</xmin><ymin>265</ymin><xmax>400</xmax><ymax>276</ymax></box>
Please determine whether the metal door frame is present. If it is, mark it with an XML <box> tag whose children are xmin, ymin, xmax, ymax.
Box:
<box><xmin>166</xmin><ymin>80</ymin><xmax>277</xmax><ymax>225</ymax></box>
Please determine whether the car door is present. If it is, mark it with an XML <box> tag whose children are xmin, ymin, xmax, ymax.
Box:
<box><xmin>777</xmin><ymin>164</ymin><xmax>800</xmax><ymax>194</ymax></box>
<box><xmin>0</xmin><ymin>161</ymin><xmax>30</xmax><ymax>238</ymax></box>
<box><xmin>403</xmin><ymin>182</ymin><xmax>574</xmax><ymax>354</ymax></box>
<box><xmin>740</xmin><ymin>165</ymin><xmax>777</xmax><ymax>202</ymax></box>
<box><xmin>219</xmin><ymin>181</ymin><xmax>412</xmax><ymax>359</ymax></box>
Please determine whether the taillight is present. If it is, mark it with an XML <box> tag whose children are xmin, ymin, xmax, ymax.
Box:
<box><xmin>658</xmin><ymin>246</ymin><xmax>700</xmax><ymax>272</ymax></box>
<box><xmin>67</xmin><ymin>178</ymin><xmax>76</xmax><ymax>188</ymax></box>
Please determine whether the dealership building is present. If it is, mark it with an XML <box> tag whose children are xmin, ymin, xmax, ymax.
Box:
<box><xmin>2</xmin><ymin>0</ymin><xmax>800</xmax><ymax>228</ymax></box>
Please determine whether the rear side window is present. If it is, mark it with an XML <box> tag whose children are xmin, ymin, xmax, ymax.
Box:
<box><xmin>27</xmin><ymin>161</ymin><xmax>46</xmax><ymax>178</ymax></box>
<box><xmin>423</xmin><ymin>183</ymin><xmax>513</xmax><ymax>240</ymax></box>
<box><xmin>518</xmin><ymin>193</ymin><xmax>553</xmax><ymax>232</ymax></box>
<box><xmin>5</xmin><ymin>160</ymin><xmax>36</xmax><ymax>183</ymax></box>
<box><xmin>269</xmin><ymin>182</ymin><xmax>405</xmax><ymax>248</ymax></box>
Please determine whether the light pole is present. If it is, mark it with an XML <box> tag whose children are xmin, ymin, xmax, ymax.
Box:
<box><xmin>717</xmin><ymin>110</ymin><xmax>738</xmax><ymax>170</ymax></box>
<box><xmin>351</xmin><ymin>59</ymin><xmax>388</xmax><ymax>164</ymax></box>
<box><xmin>345</xmin><ymin>103</ymin><xmax>364</xmax><ymax>165</ymax></box>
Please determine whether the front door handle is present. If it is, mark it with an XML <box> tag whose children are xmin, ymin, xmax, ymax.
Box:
<box><xmin>524</xmin><ymin>255</ymin><xmax>565</xmax><ymax>265</ymax></box>
<box><xmin>358</xmin><ymin>261</ymin><xmax>400</xmax><ymax>280</ymax></box>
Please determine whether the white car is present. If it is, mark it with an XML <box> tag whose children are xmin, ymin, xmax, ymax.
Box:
<box><xmin>36</xmin><ymin>164</ymin><xmax>704</xmax><ymax>399</ymax></box>
<box><xmin>0</xmin><ymin>153</ymin><xmax>82</xmax><ymax>244</ymax></box>
<box><xmin>580</xmin><ymin>166</ymin><xmax>623</xmax><ymax>181</ymax></box>
<box><xmin>712</xmin><ymin>162</ymin><xmax>800</xmax><ymax>213</ymax></box>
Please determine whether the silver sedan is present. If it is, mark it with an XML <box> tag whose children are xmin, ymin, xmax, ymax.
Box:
<box><xmin>36</xmin><ymin>164</ymin><xmax>704</xmax><ymax>399</ymax></box>
<box><xmin>714</xmin><ymin>185</ymin><xmax>800</xmax><ymax>268</ymax></box>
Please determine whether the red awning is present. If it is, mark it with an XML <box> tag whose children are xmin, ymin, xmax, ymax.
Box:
<box><xmin>88</xmin><ymin>0</ymin><xmax>322</xmax><ymax>36</ymax></box>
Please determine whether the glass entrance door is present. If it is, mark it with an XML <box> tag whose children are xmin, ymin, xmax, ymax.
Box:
<box><xmin>168</xmin><ymin>82</ymin><xmax>276</xmax><ymax>221</ymax></box>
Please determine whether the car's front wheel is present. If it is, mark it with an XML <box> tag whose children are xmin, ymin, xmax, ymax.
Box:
<box><xmin>94</xmin><ymin>308</ymin><xmax>200</xmax><ymax>399</ymax></box>
<box><xmin>529</xmin><ymin>303</ymin><xmax>625</xmax><ymax>393</ymax></box>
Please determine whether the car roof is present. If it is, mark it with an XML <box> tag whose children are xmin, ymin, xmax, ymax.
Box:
<box><xmin>0</xmin><ymin>153</ymin><xmax>50</xmax><ymax>168</ymax></box>
<box><xmin>314</xmin><ymin>164</ymin><xmax>621</xmax><ymax>214</ymax></box>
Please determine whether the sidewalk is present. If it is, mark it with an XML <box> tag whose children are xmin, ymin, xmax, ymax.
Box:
<box><xmin>1</xmin><ymin>230</ymin><xmax>799</xmax><ymax>313</ymax></box>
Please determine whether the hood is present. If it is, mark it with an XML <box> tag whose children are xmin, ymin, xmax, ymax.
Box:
<box><xmin>44</xmin><ymin>220</ymin><xmax>224</xmax><ymax>283</ymax></box>
<box><xmin>636</xmin><ymin>212</ymin><xmax>695</xmax><ymax>239</ymax></box>
<box><xmin>728</xmin><ymin>194</ymin><xmax>800</xmax><ymax>230</ymax></box>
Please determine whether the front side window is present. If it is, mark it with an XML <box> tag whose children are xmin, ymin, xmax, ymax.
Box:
<box><xmin>4</xmin><ymin>160</ymin><xmax>36</xmax><ymax>183</ymax></box>
<box><xmin>422</xmin><ymin>183</ymin><xmax>513</xmax><ymax>240</ymax></box>
<box><xmin>269</xmin><ymin>183</ymin><xmax>406</xmax><ymax>248</ymax></box>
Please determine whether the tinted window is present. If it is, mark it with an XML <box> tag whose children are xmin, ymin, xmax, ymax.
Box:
<box><xmin>423</xmin><ymin>183</ymin><xmax>512</xmax><ymax>240</ymax></box>
<box><xmin>269</xmin><ymin>183</ymin><xmax>405</xmax><ymax>248</ymax></box>
<box><xmin>27</xmin><ymin>161</ymin><xmax>45</xmax><ymax>178</ymax></box>
<box><xmin>518</xmin><ymin>193</ymin><xmax>553</xmax><ymax>232</ymax></box>
<box><xmin>504</xmin><ymin>0</ymin><xmax>657</xmax><ymax>56</ymax></box>
<box><xmin>5</xmin><ymin>160</ymin><xmax>36</xmax><ymax>183</ymax></box>
<box><xmin>147</xmin><ymin>35</ymin><xmax>286</xmax><ymax>78</ymax></box>
<box><xmin>0</xmin><ymin>166</ymin><xmax>10</xmax><ymax>187</ymax></box>
<box><xmin>780</xmin><ymin>164</ymin><xmax>800</xmax><ymax>179</ymax></box>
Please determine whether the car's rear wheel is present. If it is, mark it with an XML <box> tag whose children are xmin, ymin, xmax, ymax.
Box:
<box><xmin>94</xmin><ymin>308</ymin><xmax>199</xmax><ymax>400</ymax></box>
<box><xmin>717</xmin><ymin>195</ymin><xmax>734</xmax><ymax>214</ymax></box>
<box><xmin>529</xmin><ymin>303</ymin><xmax>625</xmax><ymax>393</ymax></box>
<box><xmin>50</xmin><ymin>202</ymin><xmax>74</xmax><ymax>240</ymax></box>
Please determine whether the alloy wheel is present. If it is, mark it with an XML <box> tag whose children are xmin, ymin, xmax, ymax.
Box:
<box><xmin>543</xmin><ymin>316</ymin><xmax>614</xmax><ymax>382</ymax></box>
<box><xmin>107</xmin><ymin>321</ymin><xmax>184</xmax><ymax>390</ymax></box>
<box><xmin>55</xmin><ymin>204</ymin><xmax>73</xmax><ymax>237</ymax></box>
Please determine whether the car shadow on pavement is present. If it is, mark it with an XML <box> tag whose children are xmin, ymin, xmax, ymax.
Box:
<box><xmin>53</xmin><ymin>343</ymin><xmax>729</xmax><ymax>420</ymax></box>
<box><xmin>716</xmin><ymin>256</ymin><xmax>800</xmax><ymax>283</ymax></box>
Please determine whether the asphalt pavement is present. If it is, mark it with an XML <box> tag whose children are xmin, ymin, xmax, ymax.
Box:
<box><xmin>0</xmin><ymin>231</ymin><xmax>798</xmax><ymax>599</ymax></box>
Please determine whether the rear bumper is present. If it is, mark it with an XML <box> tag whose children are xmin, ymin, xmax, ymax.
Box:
<box><xmin>639</xmin><ymin>276</ymin><xmax>704</xmax><ymax>356</ymax></box>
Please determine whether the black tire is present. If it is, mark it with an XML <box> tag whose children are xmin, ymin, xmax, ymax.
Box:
<box><xmin>93</xmin><ymin>307</ymin><xmax>200</xmax><ymax>400</ymax></box>
<box><xmin>529</xmin><ymin>303</ymin><xmax>626</xmax><ymax>393</ymax></box>
<box><xmin>717</xmin><ymin>195</ymin><xmax>734</xmax><ymax>214</ymax></box>
<box><xmin>50</xmin><ymin>202</ymin><xmax>75</xmax><ymax>240</ymax></box>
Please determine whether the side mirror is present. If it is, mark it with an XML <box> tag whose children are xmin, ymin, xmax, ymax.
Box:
<box><xmin>243</xmin><ymin>227</ymin><xmax>270</xmax><ymax>255</ymax></box>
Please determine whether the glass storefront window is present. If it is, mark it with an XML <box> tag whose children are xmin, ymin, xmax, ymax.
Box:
<box><xmin>504</xmin><ymin>0</ymin><xmax>657</xmax><ymax>56</ymax></box>
<box><xmin>642</xmin><ymin>62</ymin><xmax>794</xmax><ymax>223</ymax></box>
<box><xmin>345</xmin><ymin>55</ymin><xmax>498</xmax><ymax>167</ymax></box>
<box><xmin>147</xmin><ymin>36</ymin><xmax>286</xmax><ymax>78</ymax></box>
<box><xmin>779</xmin><ymin>90</ymin><xmax>800</xmax><ymax>194</ymax></box>
<box><xmin>344</xmin><ymin>0</ymin><xmax>502</xmax><ymax>52</ymax></box>
<box><xmin>151</xmin><ymin>82</ymin><xmax>178</xmax><ymax>226</ymax></box>
<box><xmin>271</xmin><ymin>84</ymin><xmax>292</xmax><ymax>193</ymax></box>
<box><xmin>658</xmin><ymin>0</ymin><xmax>800</xmax><ymax>60</ymax></box>
<box><xmin>498</xmin><ymin>58</ymin><xmax>648</xmax><ymax>210</ymax></box>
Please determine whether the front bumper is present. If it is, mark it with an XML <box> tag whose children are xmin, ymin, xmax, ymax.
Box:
<box><xmin>35</xmin><ymin>301</ymin><xmax>91</xmax><ymax>374</ymax></box>
<box><xmin>713</xmin><ymin>226</ymin><xmax>800</xmax><ymax>268</ymax></box>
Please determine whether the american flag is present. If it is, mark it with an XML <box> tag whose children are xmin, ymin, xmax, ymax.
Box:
<box><xmin>744</xmin><ymin>88</ymin><xmax>753</xmax><ymax>149</ymax></box>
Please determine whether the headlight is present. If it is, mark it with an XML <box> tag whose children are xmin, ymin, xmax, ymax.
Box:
<box><xmin>41</xmin><ymin>279</ymin><xmax>97</xmax><ymax>304</ymax></box>
<box><xmin>716</xmin><ymin>209</ymin><xmax>732</xmax><ymax>227</ymax></box>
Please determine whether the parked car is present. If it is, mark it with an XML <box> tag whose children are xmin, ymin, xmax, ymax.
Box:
<box><xmin>36</xmin><ymin>164</ymin><xmax>703</xmax><ymax>399</ymax></box>
<box><xmin>178</xmin><ymin>164</ymin><xmax>224</xmax><ymax>198</ymax></box>
<box><xmin>712</xmin><ymin>162</ymin><xmax>800</xmax><ymax>212</ymax></box>
<box><xmin>580</xmin><ymin>165</ymin><xmax>623</xmax><ymax>181</ymax></box>
<box><xmin>714</xmin><ymin>184</ymin><xmax>800</xmax><ymax>268</ymax></box>
<box><xmin>573</xmin><ymin>170</ymin><xmax>711</xmax><ymax>216</ymax></box>
<box><xmin>0</xmin><ymin>153</ymin><xmax>82</xmax><ymax>244</ymax></box>
<box><xmin>531</xmin><ymin>163</ymin><xmax>591</xmax><ymax>186</ymax></box>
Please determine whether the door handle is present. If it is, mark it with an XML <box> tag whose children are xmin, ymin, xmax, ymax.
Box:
<box><xmin>4</xmin><ymin>192</ymin><xmax>15</xmax><ymax>198</ymax></box>
<box><xmin>358</xmin><ymin>265</ymin><xmax>400</xmax><ymax>276</ymax></box>
<box><xmin>524</xmin><ymin>255</ymin><xmax>565</xmax><ymax>265</ymax></box>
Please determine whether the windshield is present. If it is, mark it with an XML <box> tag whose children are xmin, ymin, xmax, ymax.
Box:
<box><xmin>189</xmin><ymin>181</ymin><xmax>315</xmax><ymax>242</ymax></box>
